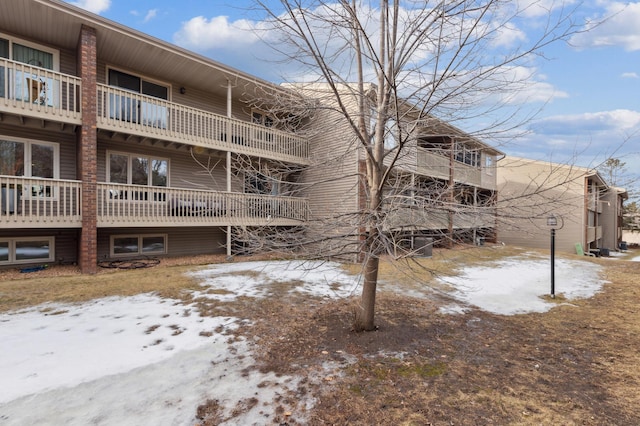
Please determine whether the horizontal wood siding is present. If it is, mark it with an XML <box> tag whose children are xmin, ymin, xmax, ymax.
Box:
<box><xmin>0</xmin><ymin>229</ymin><xmax>78</xmax><ymax>268</ymax></box>
<box><xmin>97</xmin><ymin>138</ymin><xmax>228</xmax><ymax>190</ymax></box>
<box><xmin>303</xmin><ymin>106</ymin><xmax>361</xmax><ymax>260</ymax></box>
<box><xmin>97</xmin><ymin>60</ymin><xmax>243</xmax><ymax>119</ymax></box>
<box><xmin>497</xmin><ymin>157</ymin><xmax>587</xmax><ymax>253</ymax></box>
<box><xmin>97</xmin><ymin>227</ymin><xmax>226</xmax><ymax>259</ymax></box>
<box><xmin>59</xmin><ymin>48</ymin><xmax>77</xmax><ymax>76</ymax></box>
<box><xmin>0</xmin><ymin>127</ymin><xmax>77</xmax><ymax>180</ymax></box>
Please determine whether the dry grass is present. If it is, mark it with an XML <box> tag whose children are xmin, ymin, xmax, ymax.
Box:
<box><xmin>1</xmin><ymin>247</ymin><xmax>639</xmax><ymax>425</ymax></box>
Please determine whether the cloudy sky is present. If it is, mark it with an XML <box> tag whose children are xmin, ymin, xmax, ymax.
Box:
<box><xmin>65</xmin><ymin>0</ymin><xmax>639</xmax><ymax>182</ymax></box>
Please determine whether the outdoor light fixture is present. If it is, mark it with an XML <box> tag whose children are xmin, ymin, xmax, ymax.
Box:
<box><xmin>547</xmin><ymin>215</ymin><xmax>558</xmax><ymax>228</ymax></box>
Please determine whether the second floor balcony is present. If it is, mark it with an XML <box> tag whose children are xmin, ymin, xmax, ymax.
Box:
<box><xmin>0</xmin><ymin>176</ymin><xmax>308</xmax><ymax>229</ymax></box>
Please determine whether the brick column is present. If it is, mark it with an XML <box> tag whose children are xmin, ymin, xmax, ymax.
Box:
<box><xmin>77</xmin><ymin>25</ymin><xmax>98</xmax><ymax>274</ymax></box>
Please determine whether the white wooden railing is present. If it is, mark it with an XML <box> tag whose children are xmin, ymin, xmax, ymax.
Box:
<box><xmin>0</xmin><ymin>59</ymin><xmax>82</xmax><ymax>123</ymax></box>
<box><xmin>97</xmin><ymin>183</ymin><xmax>308</xmax><ymax>227</ymax></box>
<box><xmin>415</xmin><ymin>147</ymin><xmax>495</xmax><ymax>189</ymax></box>
<box><xmin>0</xmin><ymin>176</ymin><xmax>82</xmax><ymax>228</ymax></box>
<box><xmin>96</xmin><ymin>84</ymin><xmax>309</xmax><ymax>164</ymax></box>
<box><xmin>383</xmin><ymin>203</ymin><xmax>497</xmax><ymax>231</ymax></box>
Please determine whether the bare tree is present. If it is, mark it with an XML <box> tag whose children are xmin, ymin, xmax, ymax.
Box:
<box><xmin>220</xmin><ymin>0</ymin><xmax>585</xmax><ymax>331</ymax></box>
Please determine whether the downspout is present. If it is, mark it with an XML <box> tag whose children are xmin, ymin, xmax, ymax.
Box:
<box><xmin>226</xmin><ymin>80</ymin><xmax>232</xmax><ymax>257</ymax></box>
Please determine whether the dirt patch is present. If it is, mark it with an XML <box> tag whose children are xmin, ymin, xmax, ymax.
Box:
<box><xmin>201</xmin><ymin>258</ymin><xmax>640</xmax><ymax>425</ymax></box>
<box><xmin>2</xmin><ymin>249</ymin><xmax>639</xmax><ymax>424</ymax></box>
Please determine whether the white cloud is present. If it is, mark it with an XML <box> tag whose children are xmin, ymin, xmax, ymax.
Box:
<box><xmin>143</xmin><ymin>9</ymin><xmax>158</xmax><ymax>24</ymax></box>
<box><xmin>516</xmin><ymin>0</ymin><xmax>578</xmax><ymax>18</ymax></box>
<box><xmin>173</xmin><ymin>15</ymin><xmax>262</xmax><ymax>51</ymax></box>
<box><xmin>514</xmin><ymin>109</ymin><xmax>640</xmax><ymax>169</ymax></box>
<box><xmin>621</xmin><ymin>72</ymin><xmax>639</xmax><ymax>78</ymax></box>
<box><xmin>68</xmin><ymin>0</ymin><xmax>110</xmax><ymax>14</ymax></box>
<box><xmin>490</xmin><ymin>22</ymin><xmax>528</xmax><ymax>48</ymax></box>
<box><xmin>533</xmin><ymin>109</ymin><xmax>640</xmax><ymax>135</ymax></box>
<box><xmin>571</xmin><ymin>1</ymin><xmax>640</xmax><ymax>51</ymax></box>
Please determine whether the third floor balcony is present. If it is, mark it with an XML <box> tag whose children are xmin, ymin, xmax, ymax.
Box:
<box><xmin>0</xmin><ymin>59</ymin><xmax>309</xmax><ymax>165</ymax></box>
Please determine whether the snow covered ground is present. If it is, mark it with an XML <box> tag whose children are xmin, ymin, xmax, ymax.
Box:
<box><xmin>0</xmin><ymin>255</ymin><xmax>618</xmax><ymax>425</ymax></box>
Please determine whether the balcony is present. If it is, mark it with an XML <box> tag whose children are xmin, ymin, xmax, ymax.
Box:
<box><xmin>96</xmin><ymin>85</ymin><xmax>309</xmax><ymax>165</ymax></box>
<box><xmin>415</xmin><ymin>148</ymin><xmax>496</xmax><ymax>189</ymax></box>
<box><xmin>0</xmin><ymin>176</ymin><xmax>82</xmax><ymax>228</ymax></box>
<box><xmin>0</xmin><ymin>59</ymin><xmax>82</xmax><ymax>124</ymax></box>
<box><xmin>97</xmin><ymin>183</ymin><xmax>308</xmax><ymax>227</ymax></box>
<box><xmin>383</xmin><ymin>204</ymin><xmax>497</xmax><ymax>231</ymax></box>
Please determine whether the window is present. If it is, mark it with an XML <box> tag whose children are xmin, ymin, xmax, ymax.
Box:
<box><xmin>245</xmin><ymin>172</ymin><xmax>278</xmax><ymax>195</ymax></box>
<box><xmin>111</xmin><ymin>234</ymin><xmax>167</xmax><ymax>257</ymax></box>
<box><xmin>484</xmin><ymin>155</ymin><xmax>495</xmax><ymax>175</ymax></box>
<box><xmin>108</xmin><ymin>68</ymin><xmax>169</xmax><ymax>128</ymax></box>
<box><xmin>0</xmin><ymin>33</ymin><xmax>59</xmax><ymax>106</ymax></box>
<box><xmin>107</xmin><ymin>152</ymin><xmax>168</xmax><ymax>187</ymax></box>
<box><xmin>0</xmin><ymin>237</ymin><xmax>54</xmax><ymax>264</ymax></box>
<box><xmin>454</xmin><ymin>143</ymin><xmax>480</xmax><ymax>168</ymax></box>
<box><xmin>252</xmin><ymin>110</ymin><xmax>274</xmax><ymax>127</ymax></box>
<box><xmin>252</xmin><ymin>110</ymin><xmax>275</xmax><ymax>143</ymax></box>
<box><xmin>0</xmin><ymin>137</ymin><xmax>58</xmax><ymax>198</ymax></box>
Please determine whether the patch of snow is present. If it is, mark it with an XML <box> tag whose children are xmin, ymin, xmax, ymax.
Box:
<box><xmin>0</xmin><ymin>255</ymin><xmax>611</xmax><ymax>424</ymax></box>
<box><xmin>189</xmin><ymin>260</ymin><xmax>361</xmax><ymax>300</ymax></box>
<box><xmin>438</xmin><ymin>257</ymin><xmax>606</xmax><ymax>315</ymax></box>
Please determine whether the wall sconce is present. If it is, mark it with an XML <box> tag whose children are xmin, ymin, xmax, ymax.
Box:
<box><xmin>179</xmin><ymin>87</ymin><xmax>186</xmax><ymax>95</ymax></box>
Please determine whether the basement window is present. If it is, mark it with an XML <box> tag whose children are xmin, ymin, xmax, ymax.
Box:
<box><xmin>111</xmin><ymin>234</ymin><xmax>167</xmax><ymax>257</ymax></box>
<box><xmin>0</xmin><ymin>237</ymin><xmax>54</xmax><ymax>264</ymax></box>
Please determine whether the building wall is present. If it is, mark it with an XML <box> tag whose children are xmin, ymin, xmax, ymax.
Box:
<box><xmin>96</xmin><ymin>138</ymin><xmax>232</xmax><ymax>191</ymax></box>
<box><xmin>300</xmin><ymin>103</ymin><xmax>361</xmax><ymax>260</ymax></box>
<box><xmin>497</xmin><ymin>157</ymin><xmax>588</xmax><ymax>253</ymax></box>
<box><xmin>95</xmin><ymin>60</ymin><xmax>250</xmax><ymax>121</ymax></box>
<box><xmin>97</xmin><ymin>226</ymin><xmax>227</xmax><ymax>260</ymax></box>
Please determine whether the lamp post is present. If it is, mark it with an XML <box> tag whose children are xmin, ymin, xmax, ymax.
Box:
<box><xmin>547</xmin><ymin>215</ymin><xmax>558</xmax><ymax>298</ymax></box>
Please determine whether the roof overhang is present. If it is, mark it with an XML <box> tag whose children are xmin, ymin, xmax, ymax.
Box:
<box><xmin>1</xmin><ymin>0</ymin><xmax>288</xmax><ymax>98</ymax></box>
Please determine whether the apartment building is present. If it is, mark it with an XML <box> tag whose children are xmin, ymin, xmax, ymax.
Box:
<box><xmin>0</xmin><ymin>0</ymin><xmax>503</xmax><ymax>272</ymax></box>
<box><xmin>0</xmin><ymin>0</ymin><xmax>309</xmax><ymax>273</ymax></box>
<box><xmin>497</xmin><ymin>156</ymin><xmax>627</xmax><ymax>255</ymax></box>
<box><xmin>293</xmin><ymin>83</ymin><xmax>503</xmax><ymax>259</ymax></box>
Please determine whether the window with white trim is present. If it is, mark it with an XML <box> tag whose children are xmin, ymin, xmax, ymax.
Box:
<box><xmin>0</xmin><ymin>137</ymin><xmax>59</xmax><ymax>199</ymax></box>
<box><xmin>0</xmin><ymin>32</ymin><xmax>60</xmax><ymax>105</ymax></box>
<box><xmin>107</xmin><ymin>151</ymin><xmax>168</xmax><ymax>186</ymax></box>
<box><xmin>107</xmin><ymin>68</ymin><xmax>169</xmax><ymax>129</ymax></box>
<box><xmin>0</xmin><ymin>237</ymin><xmax>54</xmax><ymax>264</ymax></box>
<box><xmin>111</xmin><ymin>234</ymin><xmax>167</xmax><ymax>257</ymax></box>
<box><xmin>107</xmin><ymin>151</ymin><xmax>168</xmax><ymax>201</ymax></box>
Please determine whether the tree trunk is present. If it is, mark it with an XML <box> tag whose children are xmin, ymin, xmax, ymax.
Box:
<box><xmin>358</xmin><ymin>252</ymin><xmax>379</xmax><ymax>331</ymax></box>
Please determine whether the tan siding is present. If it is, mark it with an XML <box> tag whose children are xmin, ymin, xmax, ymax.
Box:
<box><xmin>0</xmin><ymin>229</ymin><xmax>78</xmax><ymax>268</ymax></box>
<box><xmin>96</xmin><ymin>60</ymin><xmax>252</xmax><ymax>120</ymax></box>
<box><xmin>497</xmin><ymin>157</ymin><xmax>588</xmax><ymax>253</ymax></box>
<box><xmin>302</xmin><ymin>106</ymin><xmax>361</xmax><ymax>259</ymax></box>
<box><xmin>97</xmin><ymin>138</ymin><xmax>229</xmax><ymax>190</ymax></box>
<box><xmin>59</xmin><ymin>48</ymin><xmax>77</xmax><ymax>76</ymax></box>
<box><xmin>97</xmin><ymin>227</ymin><xmax>226</xmax><ymax>259</ymax></box>
<box><xmin>0</xmin><ymin>126</ymin><xmax>77</xmax><ymax>179</ymax></box>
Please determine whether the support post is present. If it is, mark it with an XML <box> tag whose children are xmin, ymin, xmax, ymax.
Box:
<box><xmin>550</xmin><ymin>228</ymin><xmax>556</xmax><ymax>298</ymax></box>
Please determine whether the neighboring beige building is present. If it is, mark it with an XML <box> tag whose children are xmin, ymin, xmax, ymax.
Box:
<box><xmin>0</xmin><ymin>0</ymin><xmax>503</xmax><ymax>272</ymax></box>
<box><xmin>289</xmin><ymin>83</ymin><xmax>503</xmax><ymax>259</ymax></box>
<box><xmin>497</xmin><ymin>156</ymin><xmax>626</xmax><ymax>254</ymax></box>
